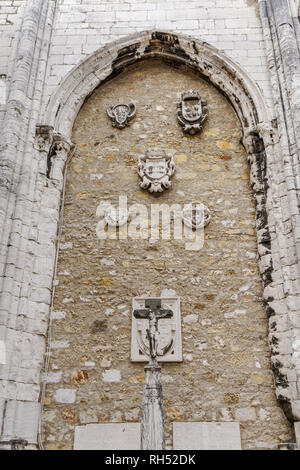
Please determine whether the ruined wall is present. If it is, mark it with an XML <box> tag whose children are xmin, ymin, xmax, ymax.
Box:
<box><xmin>41</xmin><ymin>60</ymin><xmax>293</xmax><ymax>450</ymax></box>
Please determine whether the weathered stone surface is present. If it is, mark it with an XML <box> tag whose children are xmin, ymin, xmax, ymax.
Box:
<box><xmin>54</xmin><ymin>389</ymin><xmax>76</xmax><ymax>404</ymax></box>
<box><xmin>295</xmin><ymin>422</ymin><xmax>300</xmax><ymax>444</ymax></box>
<box><xmin>41</xmin><ymin>61</ymin><xmax>293</xmax><ymax>450</ymax></box>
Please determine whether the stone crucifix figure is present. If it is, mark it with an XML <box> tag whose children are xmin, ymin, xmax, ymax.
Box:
<box><xmin>133</xmin><ymin>298</ymin><xmax>173</xmax><ymax>450</ymax></box>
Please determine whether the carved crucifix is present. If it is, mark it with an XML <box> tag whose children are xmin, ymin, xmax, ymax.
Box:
<box><xmin>133</xmin><ymin>298</ymin><xmax>174</xmax><ymax>450</ymax></box>
<box><xmin>133</xmin><ymin>299</ymin><xmax>173</xmax><ymax>363</ymax></box>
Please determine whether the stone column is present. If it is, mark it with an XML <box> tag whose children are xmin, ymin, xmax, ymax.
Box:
<box><xmin>141</xmin><ymin>362</ymin><xmax>165</xmax><ymax>450</ymax></box>
<box><xmin>0</xmin><ymin>0</ymin><xmax>56</xmax><ymax>450</ymax></box>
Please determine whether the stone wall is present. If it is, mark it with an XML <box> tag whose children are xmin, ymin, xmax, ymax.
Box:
<box><xmin>1</xmin><ymin>0</ymin><xmax>300</xmax><ymax>450</ymax></box>
<box><xmin>41</xmin><ymin>60</ymin><xmax>293</xmax><ymax>450</ymax></box>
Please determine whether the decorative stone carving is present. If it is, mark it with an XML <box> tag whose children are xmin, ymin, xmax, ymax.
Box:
<box><xmin>182</xmin><ymin>202</ymin><xmax>211</xmax><ymax>230</ymax></box>
<box><xmin>138</xmin><ymin>148</ymin><xmax>175</xmax><ymax>193</ymax></box>
<box><xmin>177</xmin><ymin>90</ymin><xmax>208</xmax><ymax>135</ymax></box>
<box><xmin>107</xmin><ymin>103</ymin><xmax>136</xmax><ymax>129</ymax></box>
<box><xmin>104</xmin><ymin>206</ymin><xmax>129</xmax><ymax>227</ymax></box>
<box><xmin>133</xmin><ymin>299</ymin><xmax>174</xmax><ymax>362</ymax></box>
<box><xmin>131</xmin><ymin>296</ymin><xmax>182</xmax><ymax>362</ymax></box>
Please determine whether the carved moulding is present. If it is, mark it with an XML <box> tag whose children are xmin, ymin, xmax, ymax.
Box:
<box><xmin>182</xmin><ymin>202</ymin><xmax>211</xmax><ymax>230</ymax></box>
<box><xmin>107</xmin><ymin>103</ymin><xmax>136</xmax><ymax>129</ymax></box>
<box><xmin>138</xmin><ymin>148</ymin><xmax>175</xmax><ymax>193</ymax></box>
<box><xmin>131</xmin><ymin>297</ymin><xmax>182</xmax><ymax>362</ymax></box>
<box><xmin>177</xmin><ymin>90</ymin><xmax>208</xmax><ymax>135</ymax></box>
<box><xmin>96</xmin><ymin>201</ymin><xmax>130</xmax><ymax>228</ymax></box>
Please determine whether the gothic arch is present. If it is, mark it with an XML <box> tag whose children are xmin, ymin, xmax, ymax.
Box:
<box><xmin>44</xmin><ymin>30</ymin><xmax>270</xmax><ymax>141</ymax></box>
<box><xmin>42</xmin><ymin>31</ymin><xmax>298</xmax><ymax>422</ymax></box>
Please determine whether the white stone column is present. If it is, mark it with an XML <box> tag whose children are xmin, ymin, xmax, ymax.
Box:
<box><xmin>141</xmin><ymin>362</ymin><xmax>165</xmax><ymax>450</ymax></box>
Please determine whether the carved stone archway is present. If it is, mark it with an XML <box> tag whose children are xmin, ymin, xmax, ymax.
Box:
<box><xmin>40</xmin><ymin>30</ymin><xmax>299</xmax><ymax>424</ymax></box>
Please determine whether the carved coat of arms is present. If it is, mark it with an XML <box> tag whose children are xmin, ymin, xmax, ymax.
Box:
<box><xmin>177</xmin><ymin>91</ymin><xmax>208</xmax><ymax>135</ymax></box>
<box><xmin>107</xmin><ymin>103</ymin><xmax>136</xmax><ymax>129</ymax></box>
<box><xmin>138</xmin><ymin>148</ymin><xmax>175</xmax><ymax>193</ymax></box>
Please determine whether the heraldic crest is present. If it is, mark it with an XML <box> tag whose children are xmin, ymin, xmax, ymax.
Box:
<box><xmin>138</xmin><ymin>148</ymin><xmax>176</xmax><ymax>193</ymax></box>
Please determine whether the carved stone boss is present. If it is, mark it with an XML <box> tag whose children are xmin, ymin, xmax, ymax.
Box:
<box><xmin>107</xmin><ymin>103</ymin><xmax>136</xmax><ymax>129</ymax></box>
<box><xmin>138</xmin><ymin>148</ymin><xmax>175</xmax><ymax>193</ymax></box>
<box><xmin>177</xmin><ymin>90</ymin><xmax>208</xmax><ymax>135</ymax></box>
<box><xmin>131</xmin><ymin>296</ymin><xmax>182</xmax><ymax>362</ymax></box>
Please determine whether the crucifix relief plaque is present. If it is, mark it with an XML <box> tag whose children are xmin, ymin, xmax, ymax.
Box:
<box><xmin>131</xmin><ymin>296</ymin><xmax>182</xmax><ymax>362</ymax></box>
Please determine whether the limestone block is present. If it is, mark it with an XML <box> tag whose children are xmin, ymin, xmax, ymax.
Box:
<box><xmin>54</xmin><ymin>388</ymin><xmax>76</xmax><ymax>403</ymax></box>
<box><xmin>74</xmin><ymin>423</ymin><xmax>141</xmax><ymax>450</ymax></box>
<box><xmin>173</xmin><ymin>422</ymin><xmax>241</xmax><ymax>450</ymax></box>
<box><xmin>234</xmin><ymin>407</ymin><xmax>256</xmax><ymax>422</ymax></box>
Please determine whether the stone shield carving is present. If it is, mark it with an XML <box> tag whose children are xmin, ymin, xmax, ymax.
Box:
<box><xmin>107</xmin><ymin>103</ymin><xmax>136</xmax><ymax>129</ymax></box>
<box><xmin>138</xmin><ymin>148</ymin><xmax>175</xmax><ymax>193</ymax></box>
<box><xmin>182</xmin><ymin>202</ymin><xmax>211</xmax><ymax>230</ymax></box>
<box><xmin>177</xmin><ymin>90</ymin><xmax>208</xmax><ymax>135</ymax></box>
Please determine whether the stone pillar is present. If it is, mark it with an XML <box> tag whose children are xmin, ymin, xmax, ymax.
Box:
<box><xmin>0</xmin><ymin>0</ymin><xmax>56</xmax><ymax>450</ymax></box>
<box><xmin>259</xmin><ymin>0</ymin><xmax>300</xmax><ymax>423</ymax></box>
<box><xmin>141</xmin><ymin>362</ymin><xmax>165</xmax><ymax>450</ymax></box>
